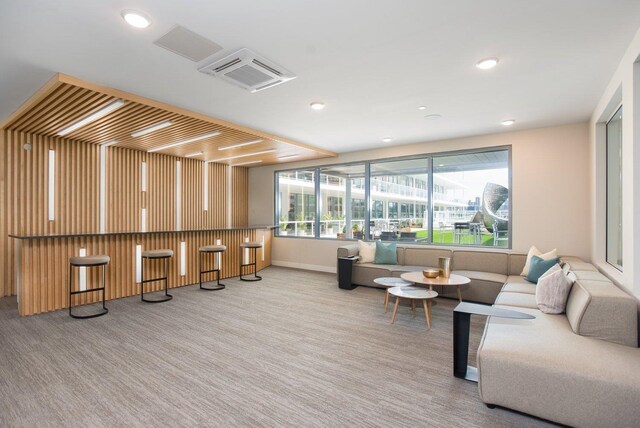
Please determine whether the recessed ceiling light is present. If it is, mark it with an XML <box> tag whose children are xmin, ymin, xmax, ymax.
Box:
<box><xmin>208</xmin><ymin>149</ymin><xmax>276</xmax><ymax>163</ymax></box>
<box><xmin>382</xmin><ymin>137</ymin><xmax>393</xmax><ymax>143</ymax></box>
<box><xmin>310</xmin><ymin>102</ymin><xmax>325</xmax><ymax>110</ymax></box>
<box><xmin>121</xmin><ymin>10</ymin><xmax>151</xmax><ymax>28</ymax></box>
<box><xmin>417</xmin><ymin>106</ymin><xmax>427</xmax><ymax>110</ymax></box>
<box><xmin>501</xmin><ymin>119</ymin><xmax>516</xmax><ymax>126</ymax></box>
<box><xmin>218</xmin><ymin>139</ymin><xmax>263</xmax><ymax>151</ymax></box>
<box><xmin>476</xmin><ymin>57</ymin><xmax>499</xmax><ymax>70</ymax></box>
<box><xmin>438</xmin><ymin>164</ymin><xmax>445</xmax><ymax>167</ymax></box>
<box><xmin>58</xmin><ymin>99</ymin><xmax>125</xmax><ymax>136</ymax></box>
<box><xmin>424</xmin><ymin>114</ymin><xmax>442</xmax><ymax>120</ymax></box>
<box><xmin>278</xmin><ymin>154</ymin><xmax>301</xmax><ymax>161</ymax></box>
<box><xmin>184</xmin><ymin>152</ymin><xmax>204</xmax><ymax>158</ymax></box>
<box><xmin>232</xmin><ymin>160</ymin><xmax>263</xmax><ymax>166</ymax></box>
<box><xmin>131</xmin><ymin>120</ymin><xmax>173</xmax><ymax>138</ymax></box>
<box><xmin>148</xmin><ymin>131</ymin><xmax>221</xmax><ymax>153</ymax></box>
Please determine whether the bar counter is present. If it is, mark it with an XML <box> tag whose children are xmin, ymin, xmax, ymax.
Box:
<box><xmin>10</xmin><ymin>226</ymin><xmax>275</xmax><ymax>316</ymax></box>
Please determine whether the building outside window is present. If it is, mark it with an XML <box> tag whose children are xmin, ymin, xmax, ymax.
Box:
<box><xmin>606</xmin><ymin>105</ymin><xmax>623</xmax><ymax>270</ymax></box>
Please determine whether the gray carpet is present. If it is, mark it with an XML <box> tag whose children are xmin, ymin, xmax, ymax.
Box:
<box><xmin>0</xmin><ymin>266</ymin><xmax>552</xmax><ymax>427</ymax></box>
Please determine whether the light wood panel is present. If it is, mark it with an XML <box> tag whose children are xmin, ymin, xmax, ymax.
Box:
<box><xmin>0</xmin><ymin>73</ymin><xmax>336</xmax><ymax>166</ymax></box>
<box><xmin>16</xmin><ymin>228</ymin><xmax>272</xmax><ymax>315</ymax></box>
<box><xmin>231</xmin><ymin>167</ymin><xmax>249</xmax><ymax>227</ymax></box>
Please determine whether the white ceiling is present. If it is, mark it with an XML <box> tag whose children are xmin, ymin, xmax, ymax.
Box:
<box><xmin>1</xmin><ymin>0</ymin><xmax>639</xmax><ymax>153</ymax></box>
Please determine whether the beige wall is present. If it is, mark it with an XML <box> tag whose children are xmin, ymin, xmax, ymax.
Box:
<box><xmin>249</xmin><ymin>123</ymin><xmax>590</xmax><ymax>272</ymax></box>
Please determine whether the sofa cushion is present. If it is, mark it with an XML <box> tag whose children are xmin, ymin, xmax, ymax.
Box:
<box><xmin>352</xmin><ymin>263</ymin><xmax>394</xmax><ymax>287</ymax></box>
<box><xmin>525</xmin><ymin>256</ymin><xmax>560</xmax><ymax>283</ymax></box>
<box><xmin>535</xmin><ymin>265</ymin><xmax>573</xmax><ymax>314</ymax></box>
<box><xmin>501</xmin><ymin>276</ymin><xmax>536</xmax><ymax>294</ymax></box>
<box><xmin>560</xmin><ymin>256</ymin><xmax>598</xmax><ymax>272</ymax></box>
<box><xmin>571</xmin><ymin>270</ymin><xmax>610</xmax><ymax>282</ymax></box>
<box><xmin>494</xmin><ymin>291</ymin><xmax>538</xmax><ymax>309</ymax></box>
<box><xmin>508</xmin><ymin>254</ymin><xmax>527</xmax><ymax>275</ymax></box>
<box><xmin>358</xmin><ymin>240</ymin><xmax>376</xmax><ymax>263</ymax></box>
<box><xmin>374</xmin><ymin>241</ymin><xmax>397</xmax><ymax>264</ymax></box>
<box><xmin>521</xmin><ymin>246</ymin><xmax>558</xmax><ymax>276</ymax></box>
<box><xmin>478</xmin><ymin>306</ymin><xmax>640</xmax><ymax>428</ymax></box>
<box><xmin>402</xmin><ymin>246</ymin><xmax>452</xmax><ymax>268</ymax></box>
<box><xmin>565</xmin><ymin>279</ymin><xmax>638</xmax><ymax>347</ymax></box>
<box><xmin>452</xmin><ymin>251</ymin><xmax>508</xmax><ymax>275</ymax></box>
<box><xmin>389</xmin><ymin>265</ymin><xmax>428</xmax><ymax>275</ymax></box>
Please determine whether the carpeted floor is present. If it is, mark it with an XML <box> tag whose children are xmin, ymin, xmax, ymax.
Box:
<box><xmin>0</xmin><ymin>266</ymin><xmax>553</xmax><ymax>427</ymax></box>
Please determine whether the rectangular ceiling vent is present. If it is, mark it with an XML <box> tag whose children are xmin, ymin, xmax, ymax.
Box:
<box><xmin>198</xmin><ymin>48</ymin><xmax>296</xmax><ymax>92</ymax></box>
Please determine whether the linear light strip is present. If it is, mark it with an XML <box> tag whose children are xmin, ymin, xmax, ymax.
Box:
<box><xmin>135</xmin><ymin>245</ymin><xmax>142</xmax><ymax>283</ymax></box>
<box><xmin>79</xmin><ymin>248</ymin><xmax>87</xmax><ymax>291</ymax></box>
<box><xmin>57</xmin><ymin>99</ymin><xmax>125</xmax><ymax>136</ymax></box>
<box><xmin>99</xmin><ymin>145</ymin><xmax>106</xmax><ymax>232</ymax></box>
<box><xmin>180</xmin><ymin>241</ymin><xmax>186</xmax><ymax>276</ymax></box>
<box><xmin>48</xmin><ymin>150</ymin><xmax>55</xmax><ymax>221</ymax></box>
<box><xmin>176</xmin><ymin>161</ymin><xmax>181</xmax><ymax>230</ymax></box>
<box><xmin>141</xmin><ymin>161</ymin><xmax>147</xmax><ymax>192</ymax></box>
<box><xmin>141</xmin><ymin>208</ymin><xmax>147</xmax><ymax>232</ymax></box>
<box><xmin>232</xmin><ymin>160</ymin><xmax>263</xmax><ymax>167</ymax></box>
<box><xmin>203</xmin><ymin>162</ymin><xmax>208</xmax><ymax>211</ymax></box>
<box><xmin>261</xmin><ymin>235</ymin><xmax>265</xmax><ymax>261</ymax></box>
<box><xmin>208</xmin><ymin>149</ymin><xmax>276</xmax><ymax>163</ymax></box>
<box><xmin>148</xmin><ymin>131</ymin><xmax>221</xmax><ymax>153</ymax></box>
<box><xmin>218</xmin><ymin>139</ymin><xmax>262</xmax><ymax>151</ymax></box>
<box><xmin>216</xmin><ymin>239</ymin><xmax>222</xmax><ymax>269</ymax></box>
<box><xmin>185</xmin><ymin>152</ymin><xmax>204</xmax><ymax>158</ymax></box>
<box><xmin>278</xmin><ymin>154</ymin><xmax>301</xmax><ymax>160</ymax></box>
<box><xmin>244</xmin><ymin>237</ymin><xmax>249</xmax><ymax>265</ymax></box>
<box><xmin>131</xmin><ymin>120</ymin><xmax>173</xmax><ymax>138</ymax></box>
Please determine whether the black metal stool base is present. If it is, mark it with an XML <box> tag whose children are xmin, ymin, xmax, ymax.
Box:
<box><xmin>141</xmin><ymin>293</ymin><xmax>173</xmax><ymax>303</ymax></box>
<box><xmin>69</xmin><ymin>307</ymin><xmax>109</xmax><ymax>319</ymax></box>
<box><xmin>240</xmin><ymin>274</ymin><xmax>262</xmax><ymax>282</ymax></box>
<box><xmin>200</xmin><ymin>282</ymin><xmax>226</xmax><ymax>290</ymax></box>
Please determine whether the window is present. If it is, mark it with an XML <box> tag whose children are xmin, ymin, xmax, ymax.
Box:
<box><xmin>275</xmin><ymin>147</ymin><xmax>511</xmax><ymax>247</ymax></box>
<box><xmin>606</xmin><ymin>106</ymin><xmax>623</xmax><ymax>270</ymax></box>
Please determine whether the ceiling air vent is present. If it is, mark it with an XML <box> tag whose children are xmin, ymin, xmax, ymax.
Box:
<box><xmin>198</xmin><ymin>48</ymin><xmax>296</xmax><ymax>92</ymax></box>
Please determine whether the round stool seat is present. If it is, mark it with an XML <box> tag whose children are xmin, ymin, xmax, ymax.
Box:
<box><xmin>142</xmin><ymin>249</ymin><xmax>174</xmax><ymax>259</ymax></box>
<box><xmin>70</xmin><ymin>255</ymin><xmax>110</xmax><ymax>267</ymax></box>
<box><xmin>199</xmin><ymin>245</ymin><xmax>226</xmax><ymax>252</ymax></box>
<box><xmin>240</xmin><ymin>242</ymin><xmax>262</xmax><ymax>249</ymax></box>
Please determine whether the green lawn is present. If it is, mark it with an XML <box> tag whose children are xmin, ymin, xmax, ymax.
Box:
<box><xmin>413</xmin><ymin>229</ymin><xmax>505</xmax><ymax>247</ymax></box>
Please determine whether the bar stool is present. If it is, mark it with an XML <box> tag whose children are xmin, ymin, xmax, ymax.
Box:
<box><xmin>240</xmin><ymin>241</ymin><xmax>263</xmax><ymax>281</ymax></box>
<box><xmin>140</xmin><ymin>249</ymin><xmax>173</xmax><ymax>303</ymax></box>
<box><xmin>68</xmin><ymin>255</ymin><xmax>110</xmax><ymax>319</ymax></box>
<box><xmin>199</xmin><ymin>244</ymin><xmax>226</xmax><ymax>290</ymax></box>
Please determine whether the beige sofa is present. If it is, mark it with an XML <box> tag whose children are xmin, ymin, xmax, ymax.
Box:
<box><xmin>337</xmin><ymin>244</ymin><xmax>640</xmax><ymax>427</ymax></box>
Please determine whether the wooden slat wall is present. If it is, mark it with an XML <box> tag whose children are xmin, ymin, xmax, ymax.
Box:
<box><xmin>17</xmin><ymin>228</ymin><xmax>272</xmax><ymax>315</ymax></box>
<box><xmin>0</xmin><ymin>132</ymin><xmax>255</xmax><ymax>301</ymax></box>
<box><xmin>231</xmin><ymin>167</ymin><xmax>249</xmax><ymax>227</ymax></box>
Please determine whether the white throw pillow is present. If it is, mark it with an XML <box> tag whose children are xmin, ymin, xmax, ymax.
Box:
<box><xmin>536</xmin><ymin>264</ymin><xmax>573</xmax><ymax>314</ymax></box>
<box><xmin>521</xmin><ymin>246</ymin><xmax>558</xmax><ymax>276</ymax></box>
<box><xmin>358</xmin><ymin>240</ymin><xmax>376</xmax><ymax>263</ymax></box>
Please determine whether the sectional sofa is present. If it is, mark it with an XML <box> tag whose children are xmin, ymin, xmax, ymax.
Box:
<box><xmin>336</xmin><ymin>243</ymin><xmax>640</xmax><ymax>427</ymax></box>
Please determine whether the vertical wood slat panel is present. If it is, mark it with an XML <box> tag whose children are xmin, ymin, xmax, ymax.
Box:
<box><xmin>231</xmin><ymin>166</ymin><xmax>249</xmax><ymax>227</ymax></box>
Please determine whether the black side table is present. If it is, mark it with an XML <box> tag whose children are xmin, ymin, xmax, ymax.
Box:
<box><xmin>337</xmin><ymin>256</ymin><xmax>358</xmax><ymax>290</ymax></box>
<box><xmin>453</xmin><ymin>302</ymin><xmax>535</xmax><ymax>382</ymax></box>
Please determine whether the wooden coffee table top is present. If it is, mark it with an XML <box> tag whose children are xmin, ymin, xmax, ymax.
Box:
<box><xmin>388</xmin><ymin>286</ymin><xmax>438</xmax><ymax>300</ymax></box>
<box><xmin>400</xmin><ymin>271</ymin><xmax>470</xmax><ymax>287</ymax></box>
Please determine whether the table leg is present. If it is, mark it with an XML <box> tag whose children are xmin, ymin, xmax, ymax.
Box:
<box><xmin>391</xmin><ymin>297</ymin><xmax>400</xmax><ymax>324</ymax></box>
<box><xmin>456</xmin><ymin>285</ymin><xmax>462</xmax><ymax>302</ymax></box>
<box><xmin>423</xmin><ymin>299</ymin><xmax>431</xmax><ymax>330</ymax></box>
<box><xmin>384</xmin><ymin>289</ymin><xmax>389</xmax><ymax>313</ymax></box>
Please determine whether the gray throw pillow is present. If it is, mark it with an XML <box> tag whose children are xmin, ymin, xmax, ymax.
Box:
<box><xmin>535</xmin><ymin>264</ymin><xmax>573</xmax><ymax>314</ymax></box>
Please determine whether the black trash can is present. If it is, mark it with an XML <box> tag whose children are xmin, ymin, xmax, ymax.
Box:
<box><xmin>338</xmin><ymin>256</ymin><xmax>358</xmax><ymax>290</ymax></box>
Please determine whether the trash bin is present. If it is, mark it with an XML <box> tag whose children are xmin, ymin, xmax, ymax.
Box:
<box><xmin>338</xmin><ymin>256</ymin><xmax>358</xmax><ymax>290</ymax></box>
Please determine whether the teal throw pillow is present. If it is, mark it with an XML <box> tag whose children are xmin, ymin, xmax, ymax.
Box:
<box><xmin>374</xmin><ymin>241</ymin><xmax>397</xmax><ymax>264</ymax></box>
<box><xmin>525</xmin><ymin>255</ymin><xmax>560</xmax><ymax>283</ymax></box>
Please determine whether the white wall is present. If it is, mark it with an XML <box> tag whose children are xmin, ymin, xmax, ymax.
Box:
<box><xmin>250</xmin><ymin>123</ymin><xmax>591</xmax><ymax>272</ymax></box>
<box><xmin>590</xmin><ymin>27</ymin><xmax>640</xmax><ymax>299</ymax></box>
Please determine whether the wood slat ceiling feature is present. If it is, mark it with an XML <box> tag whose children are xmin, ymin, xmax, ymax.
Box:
<box><xmin>1</xmin><ymin>73</ymin><xmax>336</xmax><ymax>166</ymax></box>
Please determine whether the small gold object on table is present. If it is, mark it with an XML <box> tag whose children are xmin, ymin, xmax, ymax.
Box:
<box><xmin>423</xmin><ymin>269</ymin><xmax>439</xmax><ymax>278</ymax></box>
<box><xmin>438</xmin><ymin>257</ymin><xmax>451</xmax><ymax>278</ymax></box>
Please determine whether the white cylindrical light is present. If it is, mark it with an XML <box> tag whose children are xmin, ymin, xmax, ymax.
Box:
<box><xmin>79</xmin><ymin>248</ymin><xmax>87</xmax><ymax>291</ymax></box>
<box><xmin>244</xmin><ymin>237</ymin><xmax>249</xmax><ymax>264</ymax></box>
<box><xmin>48</xmin><ymin>150</ymin><xmax>55</xmax><ymax>221</ymax></box>
<box><xmin>261</xmin><ymin>235</ymin><xmax>265</xmax><ymax>261</ymax></box>
<box><xmin>135</xmin><ymin>245</ymin><xmax>142</xmax><ymax>283</ymax></box>
<box><xmin>203</xmin><ymin>162</ymin><xmax>208</xmax><ymax>211</ymax></box>
<box><xmin>141</xmin><ymin>208</ymin><xmax>147</xmax><ymax>232</ymax></box>
<box><xmin>180</xmin><ymin>241</ymin><xmax>186</xmax><ymax>276</ymax></box>
<box><xmin>99</xmin><ymin>146</ymin><xmax>106</xmax><ymax>233</ymax></box>
<box><xmin>176</xmin><ymin>161</ymin><xmax>181</xmax><ymax>230</ymax></box>
<box><xmin>215</xmin><ymin>239</ymin><xmax>221</xmax><ymax>269</ymax></box>
<box><xmin>141</xmin><ymin>161</ymin><xmax>147</xmax><ymax>191</ymax></box>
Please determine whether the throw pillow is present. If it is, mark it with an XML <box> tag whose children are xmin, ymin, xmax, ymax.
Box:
<box><xmin>374</xmin><ymin>241</ymin><xmax>397</xmax><ymax>264</ymax></box>
<box><xmin>525</xmin><ymin>255</ymin><xmax>560</xmax><ymax>283</ymax></box>
<box><xmin>536</xmin><ymin>264</ymin><xmax>573</xmax><ymax>314</ymax></box>
<box><xmin>521</xmin><ymin>246</ymin><xmax>558</xmax><ymax>276</ymax></box>
<box><xmin>358</xmin><ymin>240</ymin><xmax>376</xmax><ymax>263</ymax></box>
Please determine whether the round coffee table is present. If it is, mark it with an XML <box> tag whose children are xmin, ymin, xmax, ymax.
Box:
<box><xmin>400</xmin><ymin>271</ymin><xmax>470</xmax><ymax>302</ymax></box>
<box><xmin>388</xmin><ymin>286</ymin><xmax>438</xmax><ymax>330</ymax></box>
<box><xmin>373</xmin><ymin>277</ymin><xmax>413</xmax><ymax>313</ymax></box>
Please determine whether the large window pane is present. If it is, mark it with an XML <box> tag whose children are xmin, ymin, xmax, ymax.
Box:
<box><xmin>276</xmin><ymin>169</ymin><xmax>316</xmax><ymax>237</ymax></box>
<box><xmin>433</xmin><ymin>150</ymin><xmax>510</xmax><ymax>247</ymax></box>
<box><xmin>319</xmin><ymin>164</ymin><xmax>366</xmax><ymax>239</ymax></box>
<box><xmin>370</xmin><ymin>159</ymin><xmax>429</xmax><ymax>242</ymax></box>
<box><xmin>606</xmin><ymin>106</ymin><xmax>623</xmax><ymax>270</ymax></box>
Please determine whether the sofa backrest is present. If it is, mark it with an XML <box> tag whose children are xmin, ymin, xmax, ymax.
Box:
<box><xmin>402</xmin><ymin>246</ymin><xmax>452</xmax><ymax>267</ymax></box>
<box><xmin>565</xmin><ymin>272</ymin><xmax>638</xmax><ymax>347</ymax></box>
<box><xmin>452</xmin><ymin>250</ymin><xmax>509</xmax><ymax>275</ymax></box>
<box><xmin>508</xmin><ymin>254</ymin><xmax>527</xmax><ymax>275</ymax></box>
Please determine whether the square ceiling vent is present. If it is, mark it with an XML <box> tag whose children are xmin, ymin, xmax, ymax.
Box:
<box><xmin>198</xmin><ymin>48</ymin><xmax>296</xmax><ymax>92</ymax></box>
